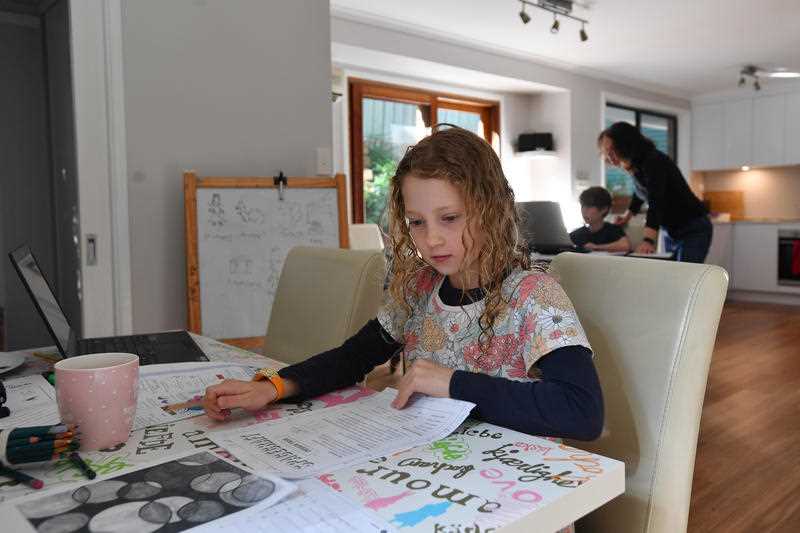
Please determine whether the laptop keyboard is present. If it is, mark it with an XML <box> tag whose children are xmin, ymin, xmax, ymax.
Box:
<box><xmin>78</xmin><ymin>336</ymin><xmax>159</xmax><ymax>365</ymax></box>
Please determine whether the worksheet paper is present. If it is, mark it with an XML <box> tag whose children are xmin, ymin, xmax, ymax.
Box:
<box><xmin>194</xmin><ymin>478</ymin><xmax>395</xmax><ymax>533</ymax></box>
<box><xmin>214</xmin><ymin>389</ymin><xmax>475</xmax><ymax>479</ymax></box>
<box><xmin>133</xmin><ymin>362</ymin><xmax>255</xmax><ymax>430</ymax></box>
<box><xmin>0</xmin><ymin>375</ymin><xmax>59</xmax><ymax>429</ymax></box>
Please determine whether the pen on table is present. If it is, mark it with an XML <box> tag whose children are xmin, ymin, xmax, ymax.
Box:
<box><xmin>162</xmin><ymin>398</ymin><xmax>204</xmax><ymax>414</ymax></box>
<box><xmin>69</xmin><ymin>452</ymin><xmax>96</xmax><ymax>480</ymax></box>
<box><xmin>0</xmin><ymin>463</ymin><xmax>44</xmax><ymax>489</ymax></box>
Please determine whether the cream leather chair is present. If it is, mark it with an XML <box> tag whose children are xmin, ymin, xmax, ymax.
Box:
<box><xmin>349</xmin><ymin>223</ymin><xmax>384</xmax><ymax>250</ymax></box>
<box><xmin>549</xmin><ymin>253</ymin><xmax>728</xmax><ymax>533</ymax></box>
<box><xmin>263</xmin><ymin>246</ymin><xmax>386</xmax><ymax>365</ymax></box>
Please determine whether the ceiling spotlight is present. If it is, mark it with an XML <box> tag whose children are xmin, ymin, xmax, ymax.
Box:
<box><xmin>551</xmin><ymin>15</ymin><xmax>560</xmax><ymax>34</ymax></box>
<box><xmin>519</xmin><ymin>2</ymin><xmax>531</xmax><ymax>24</ymax></box>
<box><xmin>579</xmin><ymin>23</ymin><xmax>588</xmax><ymax>42</ymax></box>
<box><xmin>738</xmin><ymin>76</ymin><xmax>746</xmax><ymax>87</ymax></box>
<box><xmin>754</xmin><ymin>79</ymin><xmax>761</xmax><ymax>91</ymax></box>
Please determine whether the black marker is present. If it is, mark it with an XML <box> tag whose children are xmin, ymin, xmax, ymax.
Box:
<box><xmin>69</xmin><ymin>452</ymin><xmax>97</xmax><ymax>480</ymax></box>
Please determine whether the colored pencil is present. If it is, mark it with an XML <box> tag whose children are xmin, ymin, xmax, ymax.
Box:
<box><xmin>68</xmin><ymin>452</ymin><xmax>96</xmax><ymax>480</ymax></box>
<box><xmin>0</xmin><ymin>464</ymin><xmax>44</xmax><ymax>489</ymax></box>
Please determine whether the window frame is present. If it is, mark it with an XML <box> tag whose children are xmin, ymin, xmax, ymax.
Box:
<box><xmin>348</xmin><ymin>78</ymin><xmax>500</xmax><ymax>223</ymax></box>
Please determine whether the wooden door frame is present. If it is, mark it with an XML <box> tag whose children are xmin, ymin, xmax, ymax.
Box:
<box><xmin>348</xmin><ymin>78</ymin><xmax>500</xmax><ymax>223</ymax></box>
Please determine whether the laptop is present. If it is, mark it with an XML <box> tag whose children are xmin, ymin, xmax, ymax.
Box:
<box><xmin>516</xmin><ymin>201</ymin><xmax>588</xmax><ymax>255</ymax></box>
<box><xmin>9</xmin><ymin>244</ymin><xmax>208</xmax><ymax>365</ymax></box>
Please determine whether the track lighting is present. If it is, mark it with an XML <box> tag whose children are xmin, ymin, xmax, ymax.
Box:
<box><xmin>738</xmin><ymin>76</ymin><xmax>746</xmax><ymax>87</ymax></box>
<box><xmin>516</xmin><ymin>0</ymin><xmax>589</xmax><ymax>42</ymax></box>
<box><xmin>551</xmin><ymin>15</ymin><xmax>560</xmax><ymax>34</ymax></box>
<box><xmin>753</xmin><ymin>79</ymin><xmax>761</xmax><ymax>91</ymax></box>
<box><xmin>519</xmin><ymin>2</ymin><xmax>531</xmax><ymax>24</ymax></box>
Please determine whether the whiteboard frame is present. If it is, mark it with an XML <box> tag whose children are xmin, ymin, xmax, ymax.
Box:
<box><xmin>183</xmin><ymin>171</ymin><xmax>349</xmax><ymax>350</ymax></box>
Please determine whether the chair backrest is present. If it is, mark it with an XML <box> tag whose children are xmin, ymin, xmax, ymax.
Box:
<box><xmin>549</xmin><ymin>253</ymin><xmax>728</xmax><ymax>533</ymax></box>
<box><xmin>349</xmin><ymin>223</ymin><xmax>384</xmax><ymax>250</ymax></box>
<box><xmin>264</xmin><ymin>246</ymin><xmax>386</xmax><ymax>364</ymax></box>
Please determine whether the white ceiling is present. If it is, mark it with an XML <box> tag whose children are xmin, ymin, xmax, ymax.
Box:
<box><xmin>331</xmin><ymin>0</ymin><xmax>800</xmax><ymax>98</ymax></box>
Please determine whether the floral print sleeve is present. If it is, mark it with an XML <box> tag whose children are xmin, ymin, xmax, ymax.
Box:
<box><xmin>377</xmin><ymin>268</ymin><xmax>440</xmax><ymax>343</ymax></box>
<box><xmin>513</xmin><ymin>272</ymin><xmax>592</xmax><ymax>372</ymax></box>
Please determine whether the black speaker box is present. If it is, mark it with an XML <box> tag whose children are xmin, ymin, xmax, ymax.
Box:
<box><xmin>518</xmin><ymin>132</ymin><xmax>554</xmax><ymax>152</ymax></box>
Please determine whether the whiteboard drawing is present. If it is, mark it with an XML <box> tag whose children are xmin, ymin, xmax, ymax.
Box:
<box><xmin>229</xmin><ymin>255</ymin><xmax>253</xmax><ymax>276</ymax></box>
<box><xmin>234</xmin><ymin>198</ymin><xmax>266</xmax><ymax>225</ymax></box>
<box><xmin>207</xmin><ymin>193</ymin><xmax>226</xmax><ymax>227</ymax></box>
<box><xmin>196</xmin><ymin>187</ymin><xmax>339</xmax><ymax>339</ymax></box>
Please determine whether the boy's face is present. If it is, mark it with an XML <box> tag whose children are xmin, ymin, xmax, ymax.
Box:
<box><xmin>581</xmin><ymin>205</ymin><xmax>607</xmax><ymax>225</ymax></box>
<box><xmin>402</xmin><ymin>175</ymin><xmax>484</xmax><ymax>289</ymax></box>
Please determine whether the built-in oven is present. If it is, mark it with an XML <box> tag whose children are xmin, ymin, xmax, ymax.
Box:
<box><xmin>778</xmin><ymin>229</ymin><xmax>800</xmax><ymax>286</ymax></box>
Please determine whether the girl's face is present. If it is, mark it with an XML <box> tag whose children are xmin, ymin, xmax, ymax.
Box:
<box><xmin>401</xmin><ymin>175</ymin><xmax>484</xmax><ymax>289</ymax></box>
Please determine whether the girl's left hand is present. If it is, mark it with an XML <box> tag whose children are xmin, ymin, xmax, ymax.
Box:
<box><xmin>392</xmin><ymin>359</ymin><xmax>455</xmax><ymax>409</ymax></box>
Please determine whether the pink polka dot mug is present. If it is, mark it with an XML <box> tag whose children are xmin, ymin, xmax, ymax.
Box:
<box><xmin>54</xmin><ymin>353</ymin><xmax>139</xmax><ymax>451</ymax></box>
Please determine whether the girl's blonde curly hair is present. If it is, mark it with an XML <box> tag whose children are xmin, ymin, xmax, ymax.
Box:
<box><xmin>385</xmin><ymin>125</ymin><xmax>531</xmax><ymax>349</ymax></box>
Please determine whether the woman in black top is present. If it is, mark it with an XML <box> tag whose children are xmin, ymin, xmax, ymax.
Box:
<box><xmin>599</xmin><ymin>121</ymin><xmax>712</xmax><ymax>263</ymax></box>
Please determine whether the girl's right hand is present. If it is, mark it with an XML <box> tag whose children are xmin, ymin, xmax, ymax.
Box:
<box><xmin>203</xmin><ymin>379</ymin><xmax>277</xmax><ymax>421</ymax></box>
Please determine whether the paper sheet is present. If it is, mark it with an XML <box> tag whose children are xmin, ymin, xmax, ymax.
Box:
<box><xmin>195</xmin><ymin>477</ymin><xmax>395</xmax><ymax>533</ymax></box>
<box><xmin>0</xmin><ymin>375</ymin><xmax>60</xmax><ymax>429</ymax></box>
<box><xmin>134</xmin><ymin>362</ymin><xmax>255</xmax><ymax>430</ymax></box>
<box><xmin>2</xmin><ymin>450</ymin><xmax>296</xmax><ymax>533</ymax></box>
<box><xmin>214</xmin><ymin>389</ymin><xmax>475</xmax><ymax>479</ymax></box>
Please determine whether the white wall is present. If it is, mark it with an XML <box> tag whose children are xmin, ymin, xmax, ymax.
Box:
<box><xmin>122</xmin><ymin>0</ymin><xmax>333</xmax><ymax>332</ymax></box>
<box><xmin>331</xmin><ymin>14</ymin><xmax>691</xmax><ymax>190</ymax></box>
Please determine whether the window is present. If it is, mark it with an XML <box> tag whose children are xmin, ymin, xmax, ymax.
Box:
<box><xmin>604</xmin><ymin>103</ymin><xmax>677</xmax><ymax>213</ymax></box>
<box><xmin>349</xmin><ymin>79</ymin><xmax>500</xmax><ymax>225</ymax></box>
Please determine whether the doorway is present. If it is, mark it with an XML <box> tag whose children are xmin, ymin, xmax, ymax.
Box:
<box><xmin>0</xmin><ymin>0</ymin><xmax>81</xmax><ymax>350</ymax></box>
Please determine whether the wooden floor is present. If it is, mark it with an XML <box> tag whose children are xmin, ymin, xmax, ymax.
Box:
<box><xmin>688</xmin><ymin>301</ymin><xmax>800</xmax><ymax>533</ymax></box>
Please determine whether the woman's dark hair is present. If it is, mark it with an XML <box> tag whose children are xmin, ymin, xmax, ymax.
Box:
<box><xmin>598</xmin><ymin>121</ymin><xmax>655</xmax><ymax>164</ymax></box>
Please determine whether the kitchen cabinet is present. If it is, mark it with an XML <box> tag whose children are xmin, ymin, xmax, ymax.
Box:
<box><xmin>731</xmin><ymin>223</ymin><xmax>778</xmax><ymax>291</ymax></box>
<box><xmin>692</xmin><ymin>88</ymin><xmax>800</xmax><ymax>170</ymax></box>
<box><xmin>786</xmin><ymin>92</ymin><xmax>800</xmax><ymax>165</ymax></box>
<box><xmin>753</xmin><ymin>94</ymin><xmax>785</xmax><ymax>166</ymax></box>
<box><xmin>723</xmin><ymin>99</ymin><xmax>752</xmax><ymax>169</ymax></box>
<box><xmin>692</xmin><ymin>103</ymin><xmax>725</xmax><ymax>170</ymax></box>
<box><xmin>706</xmin><ymin>223</ymin><xmax>733</xmax><ymax>276</ymax></box>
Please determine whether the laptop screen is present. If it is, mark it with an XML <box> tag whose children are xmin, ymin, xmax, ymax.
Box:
<box><xmin>516</xmin><ymin>201</ymin><xmax>574</xmax><ymax>250</ymax></box>
<box><xmin>9</xmin><ymin>245</ymin><xmax>74</xmax><ymax>355</ymax></box>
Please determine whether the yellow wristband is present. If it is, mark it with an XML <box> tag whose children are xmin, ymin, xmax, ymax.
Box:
<box><xmin>253</xmin><ymin>368</ymin><xmax>284</xmax><ymax>400</ymax></box>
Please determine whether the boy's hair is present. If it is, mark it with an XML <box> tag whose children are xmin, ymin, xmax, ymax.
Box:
<box><xmin>579</xmin><ymin>186</ymin><xmax>613</xmax><ymax>215</ymax></box>
<box><xmin>385</xmin><ymin>125</ymin><xmax>531</xmax><ymax>349</ymax></box>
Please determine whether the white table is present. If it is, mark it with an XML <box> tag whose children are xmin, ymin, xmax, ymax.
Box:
<box><xmin>0</xmin><ymin>336</ymin><xmax>624</xmax><ymax>532</ymax></box>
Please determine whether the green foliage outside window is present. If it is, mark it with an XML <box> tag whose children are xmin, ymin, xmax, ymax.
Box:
<box><xmin>364</xmin><ymin>137</ymin><xmax>398</xmax><ymax>227</ymax></box>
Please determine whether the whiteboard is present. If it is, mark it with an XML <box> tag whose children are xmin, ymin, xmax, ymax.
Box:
<box><xmin>195</xmin><ymin>187</ymin><xmax>340</xmax><ymax>339</ymax></box>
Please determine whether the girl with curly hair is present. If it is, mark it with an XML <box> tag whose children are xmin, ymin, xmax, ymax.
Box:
<box><xmin>204</xmin><ymin>125</ymin><xmax>603</xmax><ymax>440</ymax></box>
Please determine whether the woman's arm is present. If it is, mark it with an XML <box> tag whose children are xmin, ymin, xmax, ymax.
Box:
<box><xmin>448</xmin><ymin>346</ymin><xmax>604</xmax><ymax>440</ymax></box>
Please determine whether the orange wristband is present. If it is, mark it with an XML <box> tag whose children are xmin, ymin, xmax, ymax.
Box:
<box><xmin>253</xmin><ymin>368</ymin><xmax>284</xmax><ymax>400</ymax></box>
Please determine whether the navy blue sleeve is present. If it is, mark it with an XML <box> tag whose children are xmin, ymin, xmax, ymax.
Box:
<box><xmin>449</xmin><ymin>345</ymin><xmax>604</xmax><ymax>440</ymax></box>
<box><xmin>278</xmin><ymin>319</ymin><xmax>400</xmax><ymax>400</ymax></box>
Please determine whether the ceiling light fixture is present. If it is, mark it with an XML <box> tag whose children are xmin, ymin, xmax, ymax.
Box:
<box><xmin>519</xmin><ymin>2</ymin><xmax>531</xmax><ymax>24</ymax></box>
<box><xmin>517</xmin><ymin>0</ymin><xmax>589</xmax><ymax>42</ymax></box>
<box><xmin>738</xmin><ymin>64</ymin><xmax>800</xmax><ymax>90</ymax></box>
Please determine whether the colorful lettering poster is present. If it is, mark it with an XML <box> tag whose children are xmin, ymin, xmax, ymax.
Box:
<box><xmin>315</xmin><ymin>421</ymin><xmax>624</xmax><ymax>532</ymax></box>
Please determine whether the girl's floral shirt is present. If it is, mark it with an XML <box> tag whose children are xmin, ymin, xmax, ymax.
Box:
<box><xmin>378</xmin><ymin>267</ymin><xmax>592</xmax><ymax>380</ymax></box>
